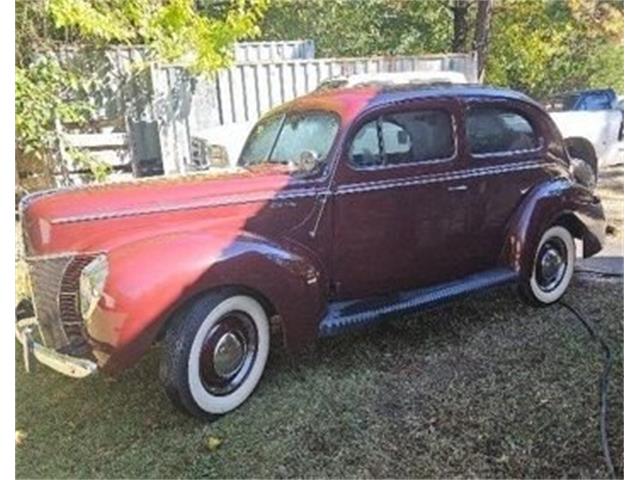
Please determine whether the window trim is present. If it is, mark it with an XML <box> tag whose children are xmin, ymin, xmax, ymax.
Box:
<box><xmin>347</xmin><ymin>108</ymin><xmax>458</xmax><ymax>171</ymax></box>
<box><xmin>465</xmin><ymin>105</ymin><xmax>543</xmax><ymax>159</ymax></box>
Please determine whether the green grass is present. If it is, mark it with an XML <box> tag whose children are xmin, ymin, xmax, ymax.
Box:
<box><xmin>15</xmin><ymin>278</ymin><xmax>623</xmax><ymax>478</ymax></box>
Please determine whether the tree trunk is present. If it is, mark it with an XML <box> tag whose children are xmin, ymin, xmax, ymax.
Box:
<box><xmin>473</xmin><ymin>0</ymin><xmax>493</xmax><ymax>82</ymax></box>
<box><xmin>451</xmin><ymin>0</ymin><xmax>470</xmax><ymax>52</ymax></box>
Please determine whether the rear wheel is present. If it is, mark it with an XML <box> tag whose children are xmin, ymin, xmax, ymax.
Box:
<box><xmin>160</xmin><ymin>291</ymin><xmax>270</xmax><ymax>419</ymax></box>
<box><xmin>519</xmin><ymin>225</ymin><xmax>575</xmax><ymax>306</ymax></box>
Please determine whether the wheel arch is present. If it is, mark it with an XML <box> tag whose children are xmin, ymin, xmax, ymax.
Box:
<box><xmin>155</xmin><ymin>284</ymin><xmax>280</xmax><ymax>344</ymax></box>
<box><xmin>91</xmin><ymin>230</ymin><xmax>326</xmax><ymax>374</ymax></box>
<box><xmin>501</xmin><ymin>178</ymin><xmax>605</xmax><ymax>278</ymax></box>
<box><xmin>552</xmin><ymin>212</ymin><xmax>586</xmax><ymax>239</ymax></box>
<box><xmin>565</xmin><ymin>136</ymin><xmax>598</xmax><ymax>179</ymax></box>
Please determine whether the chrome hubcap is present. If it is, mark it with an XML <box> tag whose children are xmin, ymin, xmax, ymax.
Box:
<box><xmin>213</xmin><ymin>332</ymin><xmax>245</xmax><ymax>378</ymax></box>
<box><xmin>535</xmin><ymin>238</ymin><xmax>568</xmax><ymax>292</ymax></box>
<box><xmin>199</xmin><ymin>311</ymin><xmax>258</xmax><ymax>396</ymax></box>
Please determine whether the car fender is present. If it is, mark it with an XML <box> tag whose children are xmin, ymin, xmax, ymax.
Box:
<box><xmin>86</xmin><ymin>229</ymin><xmax>326</xmax><ymax>372</ymax></box>
<box><xmin>501</xmin><ymin>177</ymin><xmax>606</xmax><ymax>278</ymax></box>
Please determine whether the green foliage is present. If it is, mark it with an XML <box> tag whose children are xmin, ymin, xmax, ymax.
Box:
<box><xmin>48</xmin><ymin>0</ymin><xmax>137</xmax><ymax>41</ymax></box>
<box><xmin>16</xmin><ymin>56</ymin><xmax>91</xmax><ymax>157</ymax></box>
<box><xmin>65</xmin><ymin>144</ymin><xmax>113</xmax><ymax>182</ymax></box>
<box><xmin>16</xmin><ymin>0</ymin><xmax>268</xmax><ymax>187</ymax></box>
<box><xmin>483</xmin><ymin>0</ymin><xmax>623</xmax><ymax>98</ymax></box>
<box><xmin>48</xmin><ymin>0</ymin><xmax>269</xmax><ymax>73</ymax></box>
<box><xmin>260</xmin><ymin>0</ymin><xmax>452</xmax><ymax>57</ymax></box>
<box><xmin>260</xmin><ymin>0</ymin><xmax>623</xmax><ymax>98</ymax></box>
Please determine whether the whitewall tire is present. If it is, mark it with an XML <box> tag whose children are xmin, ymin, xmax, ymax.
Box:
<box><xmin>160</xmin><ymin>291</ymin><xmax>270</xmax><ymax>419</ymax></box>
<box><xmin>520</xmin><ymin>225</ymin><xmax>575</xmax><ymax>305</ymax></box>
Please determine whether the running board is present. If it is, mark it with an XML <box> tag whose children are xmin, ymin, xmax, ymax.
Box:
<box><xmin>318</xmin><ymin>268</ymin><xmax>518</xmax><ymax>337</ymax></box>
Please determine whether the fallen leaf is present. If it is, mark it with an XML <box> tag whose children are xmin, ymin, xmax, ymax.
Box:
<box><xmin>15</xmin><ymin>430</ymin><xmax>27</xmax><ymax>446</ymax></box>
<box><xmin>206</xmin><ymin>436</ymin><xmax>223</xmax><ymax>452</ymax></box>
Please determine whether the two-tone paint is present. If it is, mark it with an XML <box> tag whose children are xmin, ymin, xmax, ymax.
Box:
<box><xmin>20</xmin><ymin>85</ymin><xmax>606</xmax><ymax>373</ymax></box>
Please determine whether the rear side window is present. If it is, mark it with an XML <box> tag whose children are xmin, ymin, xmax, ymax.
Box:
<box><xmin>466</xmin><ymin>106</ymin><xmax>539</xmax><ymax>155</ymax></box>
<box><xmin>349</xmin><ymin>109</ymin><xmax>454</xmax><ymax>168</ymax></box>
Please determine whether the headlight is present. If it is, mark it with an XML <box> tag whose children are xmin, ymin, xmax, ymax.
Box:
<box><xmin>79</xmin><ymin>254</ymin><xmax>109</xmax><ymax>320</ymax></box>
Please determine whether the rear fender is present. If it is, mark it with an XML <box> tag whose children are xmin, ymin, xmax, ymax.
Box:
<box><xmin>501</xmin><ymin>178</ymin><xmax>606</xmax><ymax>279</ymax></box>
<box><xmin>87</xmin><ymin>230</ymin><xmax>326</xmax><ymax>372</ymax></box>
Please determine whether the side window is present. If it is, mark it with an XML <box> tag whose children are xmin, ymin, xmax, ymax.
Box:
<box><xmin>349</xmin><ymin>120</ymin><xmax>383</xmax><ymax>167</ymax></box>
<box><xmin>579</xmin><ymin>93</ymin><xmax>612</xmax><ymax>111</ymax></box>
<box><xmin>349</xmin><ymin>109</ymin><xmax>454</xmax><ymax>168</ymax></box>
<box><xmin>466</xmin><ymin>106</ymin><xmax>539</xmax><ymax>155</ymax></box>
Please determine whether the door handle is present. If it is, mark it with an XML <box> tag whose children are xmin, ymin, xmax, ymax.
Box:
<box><xmin>269</xmin><ymin>199</ymin><xmax>298</xmax><ymax>209</ymax></box>
<box><xmin>447</xmin><ymin>185</ymin><xmax>468</xmax><ymax>192</ymax></box>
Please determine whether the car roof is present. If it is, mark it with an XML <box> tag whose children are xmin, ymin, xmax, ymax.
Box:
<box><xmin>550</xmin><ymin>88</ymin><xmax>616</xmax><ymax>98</ymax></box>
<box><xmin>275</xmin><ymin>83</ymin><xmax>540</xmax><ymax>121</ymax></box>
<box><xmin>317</xmin><ymin>70</ymin><xmax>471</xmax><ymax>89</ymax></box>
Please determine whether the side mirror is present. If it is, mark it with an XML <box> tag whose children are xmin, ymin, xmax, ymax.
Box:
<box><xmin>296</xmin><ymin>149</ymin><xmax>319</xmax><ymax>173</ymax></box>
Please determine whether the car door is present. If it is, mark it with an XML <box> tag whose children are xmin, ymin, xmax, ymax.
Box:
<box><xmin>461</xmin><ymin>100</ymin><xmax>552</xmax><ymax>270</ymax></box>
<box><xmin>330</xmin><ymin>98</ymin><xmax>476</xmax><ymax>300</ymax></box>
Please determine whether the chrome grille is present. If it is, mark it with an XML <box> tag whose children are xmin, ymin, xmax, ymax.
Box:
<box><xmin>59</xmin><ymin>256</ymin><xmax>95</xmax><ymax>354</ymax></box>
<box><xmin>26</xmin><ymin>254</ymin><xmax>96</xmax><ymax>353</ymax></box>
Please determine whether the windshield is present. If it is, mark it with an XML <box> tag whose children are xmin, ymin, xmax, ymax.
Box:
<box><xmin>238</xmin><ymin>111</ymin><xmax>340</xmax><ymax>177</ymax></box>
<box><xmin>544</xmin><ymin>94</ymin><xmax>580</xmax><ymax>112</ymax></box>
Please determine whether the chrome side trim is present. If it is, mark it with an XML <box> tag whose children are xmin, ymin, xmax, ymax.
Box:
<box><xmin>471</xmin><ymin>145</ymin><xmax>543</xmax><ymax>160</ymax></box>
<box><xmin>50</xmin><ymin>160</ymin><xmax>550</xmax><ymax>224</ymax></box>
<box><xmin>337</xmin><ymin>160</ymin><xmax>551</xmax><ymax>195</ymax></box>
<box><xmin>51</xmin><ymin>188</ymin><xmax>326</xmax><ymax>225</ymax></box>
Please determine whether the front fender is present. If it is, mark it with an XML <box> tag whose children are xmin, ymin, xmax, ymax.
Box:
<box><xmin>501</xmin><ymin>177</ymin><xmax>606</xmax><ymax>279</ymax></box>
<box><xmin>86</xmin><ymin>229</ymin><xmax>325</xmax><ymax>373</ymax></box>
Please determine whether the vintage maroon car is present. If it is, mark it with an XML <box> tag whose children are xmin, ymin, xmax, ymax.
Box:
<box><xmin>18</xmin><ymin>84</ymin><xmax>606</xmax><ymax>419</ymax></box>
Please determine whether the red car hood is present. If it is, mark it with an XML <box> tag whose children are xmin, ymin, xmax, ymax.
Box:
<box><xmin>21</xmin><ymin>168</ymin><xmax>295</xmax><ymax>256</ymax></box>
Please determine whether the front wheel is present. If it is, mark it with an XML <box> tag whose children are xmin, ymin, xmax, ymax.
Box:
<box><xmin>160</xmin><ymin>291</ymin><xmax>270</xmax><ymax>420</ymax></box>
<box><xmin>519</xmin><ymin>225</ymin><xmax>575</xmax><ymax>306</ymax></box>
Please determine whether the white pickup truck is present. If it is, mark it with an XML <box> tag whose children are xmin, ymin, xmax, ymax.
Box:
<box><xmin>545</xmin><ymin>89</ymin><xmax>624</xmax><ymax>180</ymax></box>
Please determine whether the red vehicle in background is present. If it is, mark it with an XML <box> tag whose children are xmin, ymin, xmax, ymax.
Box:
<box><xmin>18</xmin><ymin>84</ymin><xmax>606</xmax><ymax>419</ymax></box>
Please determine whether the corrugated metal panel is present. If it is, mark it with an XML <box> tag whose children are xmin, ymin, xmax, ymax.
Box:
<box><xmin>150</xmin><ymin>53</ymin><xmax>478</xmax><ymax>174</ymax></box>
<box><xmin>233</xmin><ymin>40</ymin><xmax>315</xmax><ymax>63</ymax></box>
<box><xmin>191</xmin><ymin>53</ymin><xmax>478</xmax><ymax>128</ymax></box>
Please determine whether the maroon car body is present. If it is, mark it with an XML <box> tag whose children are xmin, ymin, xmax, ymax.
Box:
<box><xmin>19</xmin><ymin>84</ymin><xmax>605</xmax><ymax>396</ymax></box>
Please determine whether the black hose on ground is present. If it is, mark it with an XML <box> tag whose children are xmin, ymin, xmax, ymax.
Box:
<box><xmin>557</xmin><ymin>300</ymin><xmax>616</xmax><ymax>478</ymax></box>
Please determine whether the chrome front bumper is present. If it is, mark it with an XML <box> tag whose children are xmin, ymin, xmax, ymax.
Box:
<box><xmin>16</xmin><ymin>317</ymin><xmax>97</xmax><ymax>378</ymax></box>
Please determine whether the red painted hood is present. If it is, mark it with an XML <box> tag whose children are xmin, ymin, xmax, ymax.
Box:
<box><xmin>21</xmin><ymin>168</ymin><xmax>294</xmax><ymax>256</ymax></box>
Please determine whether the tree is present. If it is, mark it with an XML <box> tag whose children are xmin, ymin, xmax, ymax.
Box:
<box><xmin>450</xmin><ymin>0</ymin><xmax>471</xmax><ymax>52</ymax></box>
<box><xmin>473</xmin><ymin>0</ymin><xmax>493</xmax><ymax>82</ymax></box>
<box><xmin>485</xmin><ymin>0</ymin><xmax>623</xmax><ymax>98</ymax></box>
<box><xmin>46</xmin><ymin>0</ymin><xmax>268</xmax><ymax>74</ymax></box>
<box><xmin>259</xmin><ymin>0</ymin><xmax>622</xmax><ymax>99</ymax></box>
<box><xmin>16</xmin><ymin>0</ymin><xmax>268</xmax><ymax>189</ymax></box>
<box><xmin>259</xmin><ymin>0</ymin><xmax>452</xmax><ymax>57</ymax></box>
